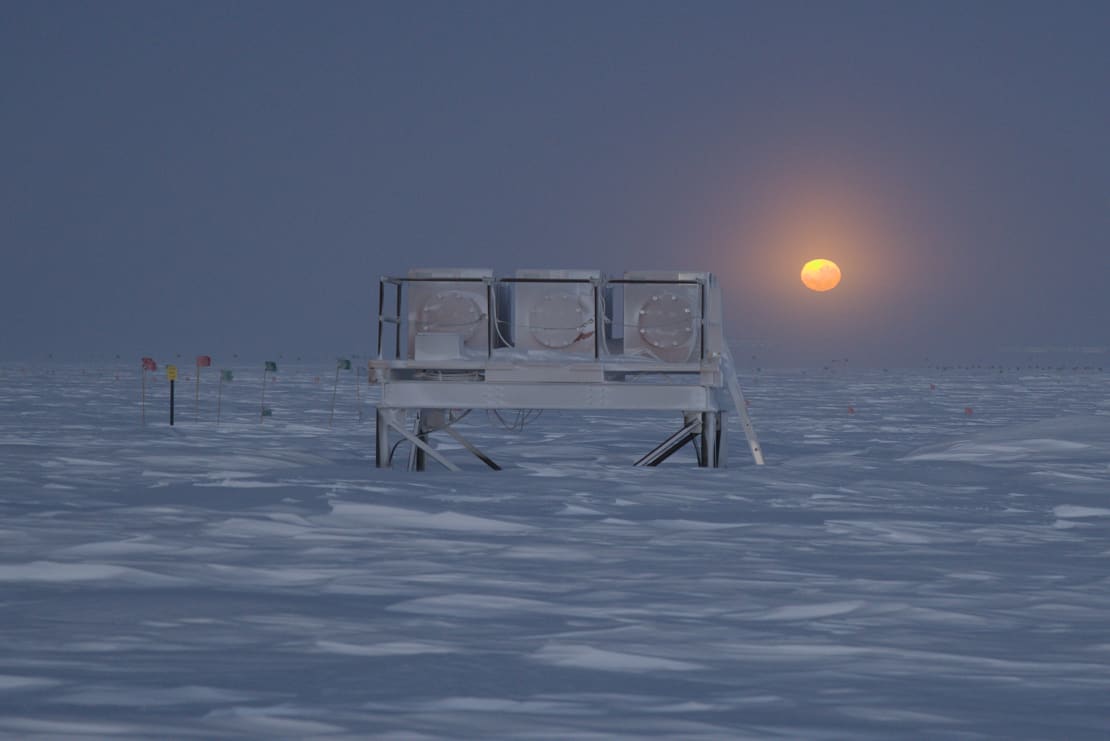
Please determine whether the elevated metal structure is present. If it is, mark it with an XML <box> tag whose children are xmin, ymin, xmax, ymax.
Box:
<box><xmin>371</xmin><ymin>269</ymin><xmax>763</xmax><ymax>471</ymax></box>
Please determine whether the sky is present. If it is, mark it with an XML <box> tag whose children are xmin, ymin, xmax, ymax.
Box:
<box><xmin>2</xmin><ymin>1</ymin><xmax>1107</xmax><ymax>366</ymax></box>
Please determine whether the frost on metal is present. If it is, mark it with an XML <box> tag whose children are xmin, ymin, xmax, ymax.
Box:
<box><xmin>370</xmin><ymin>269</ymin><xmax>763</xmax><ymax>471</ymax></box>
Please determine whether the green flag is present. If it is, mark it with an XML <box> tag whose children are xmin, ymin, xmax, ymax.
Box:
<box><xmin>261</xmin><ymin>407</ymin><xmax>273</xmax><ymax>417</ymax></box>
<box><xmin>337</xmin><ymin>358</ymin><xmax>352</xmax><ymax>371</ymax></box>
<box><xmin>220</xmin><ymin>369</ymin><xmax>233</xmax><ymax>382</ymax></box>
<box><xmin>264</xmin><ymin>361</ymin><xmax>278</xmax><ymax>372</ymax></box>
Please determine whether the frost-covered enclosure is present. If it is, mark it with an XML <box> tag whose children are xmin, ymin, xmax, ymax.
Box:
<box><xmin>1</xmin><ymin>362</ymin><xmax>1109</xmax><ymax>738</ymax></box>
<box><xmin>373</xmin><ymin>271</ymin><xmax>763</xmax><ymax>471</ymax></box>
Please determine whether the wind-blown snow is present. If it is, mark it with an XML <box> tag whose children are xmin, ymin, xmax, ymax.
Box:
<box><xmin>1</xmin><ymin>362</ymin><xmax>1109</xmax><ymax>738</ymax></box>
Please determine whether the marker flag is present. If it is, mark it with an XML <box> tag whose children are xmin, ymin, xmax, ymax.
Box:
<box><xmin>194</xmin><ymin>355</ymin><xmax>211</xmax><ymax>418</ymax></box>
<box><xmin>140</xmin><ymin>357</ymin><xmax>157</xmax><ymax>424</ymax></box>
<box><xmin>329</xmin><ymin>359</ymin><xmax>354</xmax><ymax>426</ymax></box>
<box><xmin>216</xmin><ymin>368</ymin><xmax>233</xmax><ymax>425</ymax></box>
<box><xmin>260</xmin><ymin>363</ymin><xmax>275</xmax><ymax>423</ymax></box>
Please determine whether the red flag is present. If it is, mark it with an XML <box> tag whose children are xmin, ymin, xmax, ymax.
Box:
<box><xmin>196</xmin><ymin>355</ymin><xmax>212</xmax><ymax>368</ymax></box>
<box><xmin>142</xmin><ymin>357</ymin><xmax>157</xmax><ymax>371</ymax></box>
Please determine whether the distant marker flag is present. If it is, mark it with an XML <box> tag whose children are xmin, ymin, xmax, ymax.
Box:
<box><xmin>260</xmin><ymin>362</ymin><xmax>276</xmax><ymax>422</ymax></box>
<box><xmin>330</xmin><ymin>358</ymin><xmax>353</xmax><ymax>426</ymax></box>
<box><xmin>140</xmin><ymin>357</ymin><xmax>156</xmax><ymax>424</ymax></box>
<box><xmin>194</xmin><ymin>355</ymin><xmax>212</xmax><ymax>418</ymax></box>
<box><xmin>216</xmin><ymin>369</ymin><xmax>233</xmax><ymax>426</ymax></box>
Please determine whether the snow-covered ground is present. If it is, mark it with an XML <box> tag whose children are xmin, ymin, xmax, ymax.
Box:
<box><xmin>1</xmin><ymin>362</ymin><xmax>1109</xmax><ymax>738</ymax></box>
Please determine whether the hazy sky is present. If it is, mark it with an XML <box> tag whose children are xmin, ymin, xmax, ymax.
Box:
<box><xmin>2</xmin><ymin>1</ymin><xmax>1107</xmax><ymax>365</ymax></box>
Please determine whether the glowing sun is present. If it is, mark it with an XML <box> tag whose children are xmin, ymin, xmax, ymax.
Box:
<box><xmin>800</xmin><ymin>258</ymin><xmax>841</xmax><ymax>292</ymax></box>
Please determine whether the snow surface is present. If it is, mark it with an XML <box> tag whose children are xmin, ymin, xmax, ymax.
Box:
<box><xmin>1</xmin><ymin>363</ymin><xmax>1109</xmax><ymax>738</ymax></box>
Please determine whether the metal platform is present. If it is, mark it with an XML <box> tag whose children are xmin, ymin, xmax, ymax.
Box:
<box><xmin>371</xmin><ymin>270</ymin><xmax>764</xmax><ymax>471</ymax></box>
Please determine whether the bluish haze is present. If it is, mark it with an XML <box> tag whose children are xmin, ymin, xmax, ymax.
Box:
<box><xmin>2</xmin><ymin>1</ymin><xmax>1107</xmax><ymax>365</ymax></box>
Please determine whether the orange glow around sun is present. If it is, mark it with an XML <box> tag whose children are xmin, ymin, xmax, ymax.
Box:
<box><xmin>800</xmin><ymin>258</ymin><xmax>841</xmax><ymax>292</ymax></box>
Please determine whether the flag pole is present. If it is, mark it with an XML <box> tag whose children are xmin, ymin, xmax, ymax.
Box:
<box><xmin>217</xmin><ymin>373</ymin><xmax>223</xmax><ymax>426</ymax></box>
<box><xmin>141</xmin><ymin>367</ymin><xmax>146</xmax><ymax>425</ymax></box>
<box><xmin>195</xmin><ymin>361</ymin><xmax>201</xmax><ymax>419</ymax></box>
<box><xmin>330</xmin><ymin>363</ymin><xmax>340</xmax><ymax>427</ymax></box>
<box><xmin>355</xmin><ymin>365</ymin><xmax>362</xmax><ymax>422</ymax></box>
<box><xmin>260</xmin><ymin>367</ymin><xmax>268</xmax><ymax>423</ymax></box>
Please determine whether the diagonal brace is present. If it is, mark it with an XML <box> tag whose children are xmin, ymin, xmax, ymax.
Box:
<box><xmin>635</xmin><ymin>419</ymin><xmax>701</xmax><ymax>467</ymax></box>
<box><xmin>443</xmin><ymin>426</ymin><xmax>501</xmax><ymax>470</ymax></box>
<box><xmin>388</xmin><ymin>419</ymin><xmax>461</xmax><ymax>472</ymax></box>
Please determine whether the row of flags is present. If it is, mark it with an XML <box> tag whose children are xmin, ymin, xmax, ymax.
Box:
<box><xmin>135</xmin><ymin>357</ymin><xmax>367</xmax><ymax>374</ymax></box>
<box><xmin>141</xmin><ymin>355</ymin><xmax>212</xmax><ymax>372</ymax></box>
<box><xmin>142</xmin><ymin>358</ymin><xmax>357</xmax><ymax>372</ymax></box>
<box><xmin>140</xmin><ymin>356</ymin><xmax>359</xmax><ymax>425</ymax></box>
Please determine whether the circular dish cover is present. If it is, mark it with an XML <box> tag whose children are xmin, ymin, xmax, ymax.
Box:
<box><xmin>529</xmin><ymin>292</ymin><xmax>594</xmax><ymax>349</ymax></box>
<box><xmin>637</xmin><ymin>292</ymin><xmax>696</xmax><ymax>360</ymax></box>
<box><xmin>417</xmin><ymin>290</ymin><xmax>484</xmax><ymax>340</ymax></box>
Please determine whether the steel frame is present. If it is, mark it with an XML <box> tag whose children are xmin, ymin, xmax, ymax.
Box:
<box><xmin>372</xmin><ymin>274</ymin><xmax>763</xmax><ymax>471</ymax></box>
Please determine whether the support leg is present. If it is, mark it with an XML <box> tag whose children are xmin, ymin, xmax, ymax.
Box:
<box><xmin>721</xmin><ymin>347</ymin><xmax>765</xmax><ymax>465</ymax></box>
<box><xmin>375</xmin><ymin>408</ymin><xmax>391</xmax><ymax>468</ymax></box>
<box><xmin>409</xmin><ymin>412</ymin><xmax>428</xmax><ymax>472</ymax></box>
<box><xmin>699</xmin><ymin>411</ymin><xmax>720</xmax><ymax>468</ymax></box>
<box><xmin>718</xmin><ymin>411</ymin><xmax>728</xmax><ymax>469</ymax></box>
